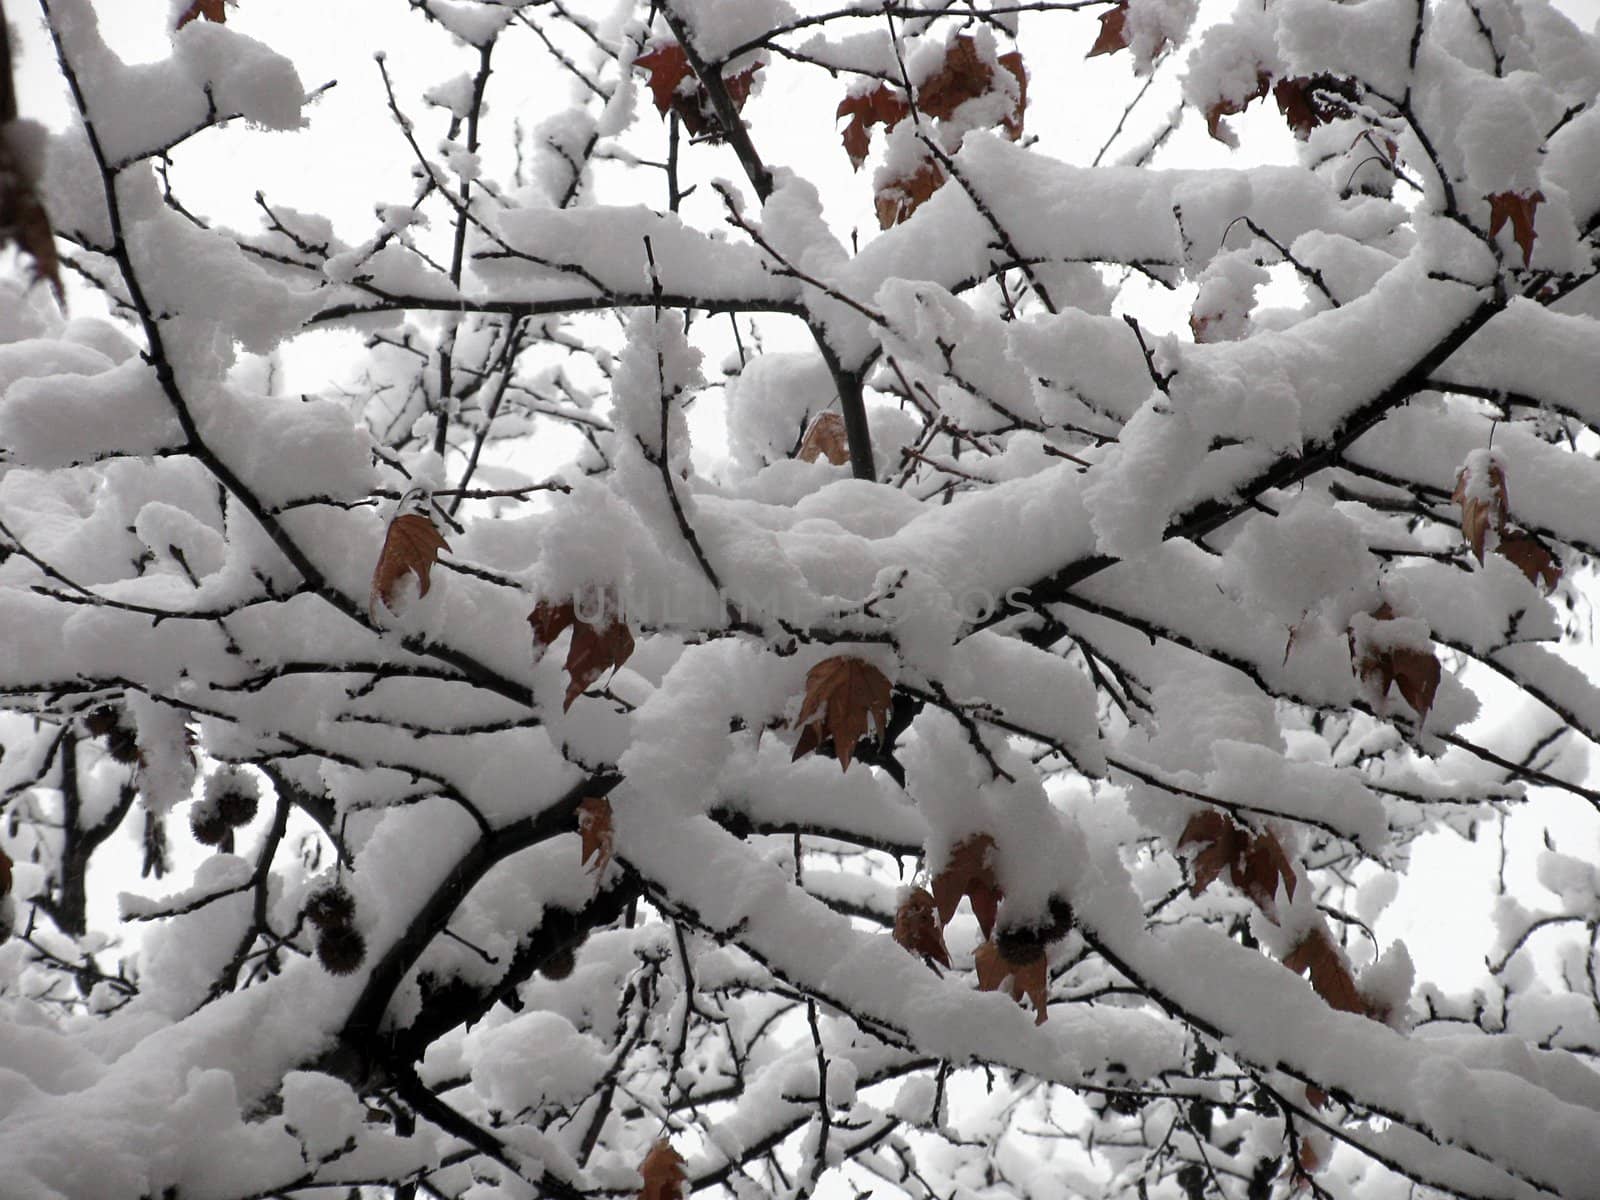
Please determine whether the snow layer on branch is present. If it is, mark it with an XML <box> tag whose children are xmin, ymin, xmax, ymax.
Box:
<box><xmin>671</xmin><ymin>0</ymin><xmax>797</xmax><ymax>62</ymax></box>
<box><xmin>486</xmin><ymin>206</ymin><xmax>789</xmax><ymax>308</ymax></box>
<box><xmin>0</xmin><ymin>354</ymin><xmax>181</xmax><ymax>466</ymax></box>
<box><xmin>1083</xmin><ymin>263</ymin><xmax>1483</xmax><ymax>557</ymax></box>
<box><xmin>47</xmin><ymin>0</ymin><xmax>303</xmax><ymax>170</ymax></box>
<box><xmin>1440</xmin><ymin>301</ymin><xmax>1600</xmax><ymax>428</ymax></box>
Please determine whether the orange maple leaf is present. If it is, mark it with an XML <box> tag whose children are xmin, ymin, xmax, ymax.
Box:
<box><xmin>1488</xmin><ymin>190</ymin><xmax>1544</xmax><ymax>269</ymax></box>
<box><xmin>369</xmin><ymin>504</ymin><xmax>450</xmax><ymax>617</ymax></box>
<box><xmin>634</xmin><ymin>43</ymin><xmax>693</xmax><ymax>117</ymax></box>
<box><xmin>791</xmin><ymin>656</ymin><xmax>892</xmax><ymax>771</ymax></box>
<box><xmin>1087</xmin><ymin>2</ymin><xmax>1130</xmax><ymax>57</ymax></box>
<box><xmin>637</xmin><ymin>1139</ymin><xmax>685</xmax><ymax>1200</ymax></box>
<box><xmin>577</xmin><ymin>795</ymin><xmax>613</xmax><ymax>877</ymax></box>
<box><xmin>930</xmin><ymin>834</ymin><xmax>1003</xmax><ymax>938</ymax></box>
<box><xmin>893</xmin><ymin>887</ymin><xmax>952</xmax><ymax>968</ymax></box>
<box><xmin>797</xmin><ymin>411</ymin><xmax>849</xmax><ymax>465</ymax></box>
<box><xmin>634</xmin><ymin>40</ymin><xmax>760</xmax><ymax>143</ymax></box>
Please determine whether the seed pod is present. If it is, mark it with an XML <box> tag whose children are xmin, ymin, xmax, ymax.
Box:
<box><xmin>316</xmin><ymin>923</ymin><xmax>367</xmax><ymax>976</ymax></box>
<box><xmin>189</xmin><ymin>797</ymin><xmax>231</xmax><ymax>847</ymax></box>
<box><xmin>207</xmin><ymin>767</ymin><xmax>260</xmax><ymax>828</ymax></box>
<box><xmin>539</xmin><ymin>944</ymin><xmax>577</xmax><ymax>980</ymax></box>
<box><xmin>305</xmin><ymin>883</ymin><xmax>357</xmax><ymax>931</ymax></box>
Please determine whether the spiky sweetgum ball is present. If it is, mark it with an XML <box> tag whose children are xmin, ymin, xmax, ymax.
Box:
<box><xmin>316</xmin><ymin>923</ymin><xmax>367</xmax><ymax>976</ymax></box>
<box><xmin>188</xmin><ymin>798</ymin><xmax>230</xmax><ymax>847</ymax></box>
<box><xmin>305</xmin><ymin>883</ymin><xmax>357</xmax><ymax>930</ymax></box>
<box><xmin>206</xmin><ymin>767</ymin><xmax>260</xmax><ymax>828</ymax></box>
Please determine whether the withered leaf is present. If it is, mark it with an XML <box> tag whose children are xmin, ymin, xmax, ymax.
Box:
<box><xmin>1179</xmin><ymin>813</ymin><xmax>1297</xmax><ymax>914</ymax></box>
<box><xmin>1450</xmin><ymin>456</ymin><xmax>1508</xmax><ymax>563</ymax></box>
<box><xmin>1349</xmin><ymin>604</ymin><xmax>1441</xmax><ymax>723</ymax></box>
<box><xmin>791</xmin><ymin>656</ymin><xmax>892</xmax><ymax>771</ymax></box>
<box><xmin>0</xmin><ymin>846</ymin><xmax>11</xmax><ymax>898</ymax></box>
<box><xmin>837</xmin><ymin>85</ymin><xmax>910</xmax><ymax>170</ymax></box>
<box><xmin>797</xmin><ymin>411</ymin><xmax>849</xmax><ymax>465</ymax></box>
<box><xmin>1283</xmin><ymin>926</ymin><xmax>1367</xmax><ymax>1015</ymax></box>
<box><xmin>1087</xmin><ymin>2</ymin><xmax>1130</xmax><ymax>57</ymax></box>
<box><xmin>637</xmin><ymin>1139</ymin><xmax>686</xmax><ymax>1200</ymax></box>
<box><xmin>563</xmin><ymin>615</ymin><xmax>635</xmax><ymax>711</ymax></box>
<box><xmin>915</xmin><ymin>36</ymin><xmax>993</xmax><ymax>122</ymax></box>
<box><xmin>176</xmin><ymin>0</ymin><xmax>229</xmax><ymax>27</ymax></box>
<box><xmin>578</xmin><ymin>795</ymin><xmax>613</xmax><ymax>877</ymax></box>
<box><xmin>634</xmin><ymin>41</ymin><xmax>760</xmax><ymax>143</ymax></box>
<box><xmin>529</xmin><ymin>598</ymin><xmax>637</xmax><ymax>710</ymax></box>
<box><xmin>1273</xmin><ymin>74</ymin><xmax>1358</xmax><ymax>138</ymax></box>
<box><xmin>1205</xmin><ymin>71</ymin><xmax>1271</xmax><ymax>143</ymax></box>
<box><xmin>875</xmin><ymin>157</ymin><xmax>945</xmax><ymax>229</ymax></box>
<box><xmin>0</xmin><ymin>122</ymin><xmax>63</xmax><ymax>305</ymax></box>
<box><xmin>369</xmin><ymin>511</ymin><xmax>450</xmax><ymax>617</ymax></box>
<box><xmin>998</xmin><ymin>51</ymin><xmax>1027</xmax><ymax>140</ymax></box>
<box><xmin>1488</xmin><ymin>190</ymin><xmax>1544</xmax><ymax>269</ymax></box>
<box><xmin>974</xmin><ymin>939</ymin><xmax>1048</xmax><ymax>1024</ymax></box>
<box><xmin>634</xmin><ymin>42</ymin><xmax>694</xmax><ymax>118</ymax></box>
<box><xmin>1496</xmin><ymin>527</ymin><xmax>1562</xmax><ymax>591</ymax></box>
<box><xmin>529</xmin><ymin>599</ymin><xmax>576</xmax><ymax>652</ymax></box>
<box><xmin>893</xmin><ymin>887</ymin><xmax>951</xmax><ymax>968</ymax></box>
<box><xmin>931</xmin><ymin>833</ymin><xmax>1002</xmax><ymax>938</ymax></box>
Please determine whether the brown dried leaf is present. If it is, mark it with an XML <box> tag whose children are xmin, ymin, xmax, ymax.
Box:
<box><xmin>1273</xmin><ymin>74</ymin><xmax>1358</xmax><ymax>138</ymax></box>
<box><xmin>931</xmin><ymin>833</ymin><xmax>1002</xmax><ymax>937</ymax></box>
<box><xmin>1349</xmin><ymin>603</ymin><xmax>1441</xmax><ymax>723</ymax></box>
<box><xmin>638</xmin><ymin>1139</ymin><xmax>686</xmax><ymax>1200</ymax></box>
<box><xmin>916</xmin><ymin>36</ymin><xmax>993</xmax><ymax>121</ymax></box>
<box><xmin>1283</xmin><ymin>926</ymin><xmax>1367</xmax><ymax>1015</ymax></box>
<box><xmin>369</xmin><ymin>511</ymin><xmax>450</xmax><ymax>617</ymax></box>
<box><xmin>893</xmin><ymin>887</ymin><xmax>951</xmax><ymax>968</ymax></box>
<box><xmin>1450</xmin><ymin>457</ymin><xmax>1508</xmax><ymax>562</ymax></box>
<box><xmin>529</xmin><ymin>599</ymin><xmax>576</xmax><ymax>651</ymax></box>
<box><xmin>1236</xmin><ymin>827</ymin><xmax>1297</xmax><ymax>914</ymax></box>
<box><xmin>564</xmin><ymin>615</ymin><xmax>635</xmax><ymax>711</ymax></box>
<box><xmin>974</xmin><ymin>939</ymin><xmax>1048</xmax><ymax>1024</ymax></box>
<box><xmin>791</xmin><ymin>656</ymin><xmax>892</xmax><ymax>771</ymax></box>
<box><xmin>798</xmin><ymin>411</ymin><xmax>849</xmax><ymax>465</ymax></box>
<box><xmin>837</xmin><ymin>85</ymin><xmax>910</xmax><ymax>170</ymax></box>
<box><xmin>0</xmin><ymin>124</ymin><xmax>63</xmax><ymax>305</ymax></box>
<box><xmin>998</xmin><ymin>51</ymin><xmax>1027</xmax><ymax>140</ymax></box>
<box><xmin>875</xmin><ymin>157</ymin><xmax>945</xmax><ymax>229</ymax></box>
<box><xmin>176</xmin><ymin>0</ymin><xmax>229</xmax><ymax>27</ymax></box>
<box><xmin>578</xmin><ymin>795</ymin><xmax>613</xmax><ymax>877</ymax></box>
<box><xmin>1205</xmin><ymin>71</ymin><xmax>1271</xmax><ymax>143</ymax></box>
<box><xmin>0</xmin><ymin>846</ymin><xmax>11</xmax><ymax>898</ymax></box>
<box><xmin>1178</xmin><ymin>811</ymin><xmax>1240</xmax><ymax>898</ymax></box>
<box><xmin>634</xmin><ymin>41</ymin><xmax>760</xmax><ymax>143</ymax></box>
<box><xmin>1391</xmin><ymin>645</ymin><xmax>1441</xmax><ymax>723</ymax></box>
<box><xmin>1087</xmin><ymin>2</ymin><xmax>1130</xmax><ymax>57</ymax></box>
<box><xmin>634</xmin><ymin>42</ymin><xmax>694</xmax><ymax>117</ymax></box>
<box><xmin>1488</xmin><ymin>190</ymin><xmax>1544</xmax><ymax>269</ymax></box>
<box><xmin>1496</xmin><ymin>527</ymin><xmax>1562</xmax><ymax>591</ymax></box>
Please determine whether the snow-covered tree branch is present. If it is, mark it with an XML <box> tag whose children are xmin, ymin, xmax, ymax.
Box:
<box><xmin>2</xmin><ymin>0</ymin><xmax>1599</xmax><ymax>1197</ymax></box>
